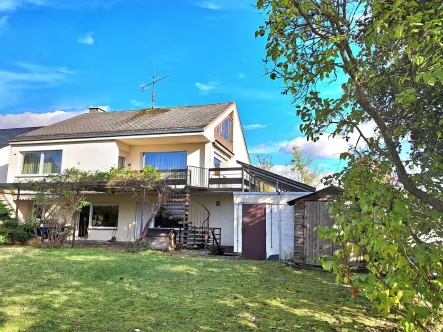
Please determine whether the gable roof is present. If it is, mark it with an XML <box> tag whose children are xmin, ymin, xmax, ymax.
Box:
<box><xmin>0</xmin><ymin>127</ymin><xmax>43</xmax><ymax>148</ymax></box>
<box><xmin>10</xmin><ymin>102</ymin><xmax>234</xmax><ymax>142</ymax></box>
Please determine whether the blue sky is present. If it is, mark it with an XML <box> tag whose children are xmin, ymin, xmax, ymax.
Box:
<box><xmin>0</xmin><ymin>0</ymin><xmax>348</xmax><ymax>173</ymax></box>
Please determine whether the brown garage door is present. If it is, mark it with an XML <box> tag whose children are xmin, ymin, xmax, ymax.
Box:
<box><xmin>242</xmin><ymin>204</ymin><xmax>266</xmax><ymax>259</ymax></box>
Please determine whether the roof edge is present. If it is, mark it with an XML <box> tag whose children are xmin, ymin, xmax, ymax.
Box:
<box><xmin>9</xmin><ymin>127</ymin><xmax>205</xmax><ymax>143</ymax></box>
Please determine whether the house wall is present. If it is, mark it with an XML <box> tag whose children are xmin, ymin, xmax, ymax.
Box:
<box><xmin>7</xmin><ymin>141</ymin><xmax>119</xmax><ymax>182</ymax></box>
<box><xmin>190</xmin><ymin>192</ymin><xmax>234</xmax><ymax>247</ymax></box>
<box><xmin>0</xmin><ymin>146</ymin><xmax>10</xmax><ymax>183</ymax></box>
<box><xmin>81</xmin><ymin>194</ymin><xmax>158</xmax><ymax>242</ymax></box>
<box><xmin>126</xmin><ymin>143</ymin><xmax>207</xmax><ymax>169</ymax></box>
<box><xmin>82</xmin><ymin>192</ymin><xmax>234</xmax><ymax>246</ymax></box>
<box><xmin>233</xmin><ymin>192</ymin><xmax>309</xmax><ymax>260</ymax></box>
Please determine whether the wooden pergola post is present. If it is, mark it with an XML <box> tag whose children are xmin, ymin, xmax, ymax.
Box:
<box><xmin>15</xmin><ymin>189</ymin><xmax>20</xmax><ymax>220</ymax></box>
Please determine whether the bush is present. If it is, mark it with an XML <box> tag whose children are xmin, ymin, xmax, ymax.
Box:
<box><xmin>0</xmin><ymin>219</ymin><xmax>39</xmax><ymax>243</ymax></box>
<box><xmin>0</xmin><ymin>235</ymin><xmax>9</xmax><ymax>245</ymax></box>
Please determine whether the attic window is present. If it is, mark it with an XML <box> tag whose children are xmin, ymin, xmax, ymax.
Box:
<box><xmin>214</xmin><ymin>113</ymin><xmax>233</xmax><ymax>150</ymax></box>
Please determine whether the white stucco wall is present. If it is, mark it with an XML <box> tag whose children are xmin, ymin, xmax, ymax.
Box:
<box><xmin>7</xmin><ymin>141</ymin><xmax>119</xmax><ymax>182</ymax></box>
<box><xmin>0</xmin><ymin>146</ymin><xmax>10</xmax><ymax>183</ymax></box>
<box><xmin>190</xmin><ymin>192</ymin><xmax>234</xmax><ymax>247</ymax></box>
<box><xmin>233</xmin><ymin>192</ymin><xmax>310</xmax><ymax>260</ymax></box>
<box><xmin>125</xmin><ymin>143</ymin><xmax>207</xmax><ymax>169</ymax></box>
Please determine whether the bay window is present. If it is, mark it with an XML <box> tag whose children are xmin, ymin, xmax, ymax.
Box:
<box><xmin>22</xmin><ymin>151</ymin><xmax>62</xmax><ymax>175</ymax></box>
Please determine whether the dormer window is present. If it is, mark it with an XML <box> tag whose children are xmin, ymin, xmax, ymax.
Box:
<box><xmin>215</xmin><ymin>113</ymin><xmax>233</xmax><ymax>151</ymax></box>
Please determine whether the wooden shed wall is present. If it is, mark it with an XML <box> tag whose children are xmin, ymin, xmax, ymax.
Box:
<box><xmin>294</xmin><ymin>200</ymin><xmax>336</xmax><ymax>265</ymax></box>
<box><xmin>293</xmin><ymin>199</ymin><xmax>364</xmax><ymax>266</ymax></box>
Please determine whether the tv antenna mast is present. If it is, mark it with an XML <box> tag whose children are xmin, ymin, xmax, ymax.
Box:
<box><xmin>140</xmin><ymin>56</ymin><xmax>171</xmax><ymax>109</ymax></box>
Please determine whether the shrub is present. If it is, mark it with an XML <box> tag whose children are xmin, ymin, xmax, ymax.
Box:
<box><xmin>0</xmin><ymin>235</ymin><xmax>9</xmax><ymax>245</ymax></box>
<box><xmin>0</xmin><ymin>219</ymin><xmax>39</xmax><ymax>243</ymax></box>
<box><xmin>0</xmin><ymin>201</ymin><xmax>13</xmax><ymax>222</ymax></box>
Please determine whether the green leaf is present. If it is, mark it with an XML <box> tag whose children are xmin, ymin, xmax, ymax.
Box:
<box><xmin>413</xmin><ymin>306</ymin><xmax>428</xmax><ymax>318</ymax></box>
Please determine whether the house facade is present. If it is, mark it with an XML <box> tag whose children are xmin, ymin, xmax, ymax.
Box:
<box><xmin>0</xmin><ymin>102</ymin><xmax>314</xmax><ymax>258</ymax></box>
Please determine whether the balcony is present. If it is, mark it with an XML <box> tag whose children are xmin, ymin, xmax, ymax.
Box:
<box><xmin>158</xmin><ymin>163</ymin><xmax>315</xmax><ymax>192</ymax></box>
<box><xmin>158</xmin><ymin>166</ymin><xmax>247</xmax><ymax>191</ymax></box>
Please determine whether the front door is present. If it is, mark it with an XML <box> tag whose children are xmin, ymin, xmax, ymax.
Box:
<box><xmin>242</xmin><ymin>204</ymin><xmax>266</xmax><ymax>259</ymax></box>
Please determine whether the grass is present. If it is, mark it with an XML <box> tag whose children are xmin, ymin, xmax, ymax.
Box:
<box><xmin>0</xmin><ymin>247</ymin><xmax>395</xmax><ymax>332</ymax></box>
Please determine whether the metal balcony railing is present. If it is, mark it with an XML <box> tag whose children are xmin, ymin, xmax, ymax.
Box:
<box><xmin>157</xmin><ymin>166</ymin><xmax>249</xmax><ymax>190</ymax></box>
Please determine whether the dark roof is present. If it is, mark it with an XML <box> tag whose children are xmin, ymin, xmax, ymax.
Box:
<box><xmin>236</xmin><ymin>160</ymin><xmax>316</xmax><ymax>192</ymax></box>
<box><xmin>10</xmin><ymin>102</ymin><xmax>234</xmax><ymax>142</ymax></box>
<box><xmin>287</xmin><ymin>185</ymin><xmax>343</xmax><ymax>205</ymax></box>
<box><xmin>0</xmin><ymin>127</ymin><xmax>43</xmax><ymax>148</ymax></box>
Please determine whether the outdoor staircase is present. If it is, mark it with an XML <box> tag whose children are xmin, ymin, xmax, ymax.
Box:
<box><xmin>160</xmin><ymin>188</ymin><xmax>222</xmax><ymax>254</ymax></box>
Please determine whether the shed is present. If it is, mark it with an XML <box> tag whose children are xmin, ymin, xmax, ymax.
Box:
<box><xmin>287</xmin><ymin>185</ymin><xmax>343</xmax><ymax>265</ymax></box>
<box><xmin>233</xmin><ymin>192</ymin><xmax>312</xmax><ymax>261</ymax></box>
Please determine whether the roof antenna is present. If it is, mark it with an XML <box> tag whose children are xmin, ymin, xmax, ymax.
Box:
<box><xmin>140</xmin><ymin>54</ymin><xmax>171</xmax><ymax>109</ymax></box>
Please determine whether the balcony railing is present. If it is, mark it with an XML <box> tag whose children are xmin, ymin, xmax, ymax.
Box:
<box><xmin>157</xmin><ymin>166</ymin><xmax>248</xmax><ymax>190</ymax></box>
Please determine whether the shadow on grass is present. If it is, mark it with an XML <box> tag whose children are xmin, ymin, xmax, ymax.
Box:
<box><xmin>0</xmin><ymin>247</ymin><xmax>396</xmax><ymax>331</ymax></box>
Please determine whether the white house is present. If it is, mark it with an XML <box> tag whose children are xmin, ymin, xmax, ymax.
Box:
<box><xmin>0</xmin><ymin>102</ymin><xmax>314</xmax><ymax>259</ymax></box>
<box><xmin>0</xmin><ymin>127</ymin><xmax>42</xmax><ymax>183</ymax></box>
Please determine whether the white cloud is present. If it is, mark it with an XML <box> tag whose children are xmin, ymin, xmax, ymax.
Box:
<box><xmin>195</xmin><ymin>80</ymin><xmax>219</xmax><ymax>94</ymax></box>
<box><xmin>249</xmin><ymin>141</ymin><xmax>288</xmax><ymax>154</ymax></box>
<box><xmin>0</xmin><ymin>62</ymin><xmax>74</xmax><ymax>108</ymax></box>
<box><xmin>243</xmin><ymin>123</ymin><xmax>267</xmax><ymax>131</ymax></box>
<box><xmin>279</xmin><ymin>135</ymin><xmax>349</xmax><ymax>159</ymax></box>
<box><xmin>238</xmin><ymin>72</ymin><xmax>245</xmax><ymax>79</ymax></box>
<box><xmin>0</xmin><ymin>110</ymin><xmax>83</xmax><ymax>129</ymax></box>
<box><xmin>77</xmin><ymin>31</ymin><xmax>94</xmax><ymax>45</ymax></box>
<box><xmin>250</xmin><ymin>122</ymin><xmax>377</xmax><ymax>158</ymax></box>
<box><xmin>0</xmin><ymin>105</ymin><xmax>111</xmax><ymax>129</ymax></box>
<box><xmin>268</xmin><ymin>164</ymin><xmax>332</xmax><ymax>189</ymax></box>
<box><xmin>0</xmin><ymin>0</ymin><xmax>45</xmax><ymax>12</ymax></box>
<box><xmin>195</xmin><ymin>1</ymin><xmax>221</xmax><ymax>10</ymax></box>
<box><xmin>194</xmin><ymin>0</ymin><xmax>251</xmax><ymax>11</ymax></box>
<box><xmin>129</xmin><ymin>99</ymin><xmax>148</xmax><ymax>108</ymax></box>
<box><xmin>279</xmin><ymin>122</ymin><xmax>377</xmax><ymax>159</ymax></box>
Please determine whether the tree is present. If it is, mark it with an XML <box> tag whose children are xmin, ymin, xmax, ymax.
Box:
<box><xmin>256</xmin><ymin>146</ymin><xmax>323</xmax><ymax>187</ymax></box>
<box><xmin>257</xmin><ymin>0</ymin><xmax>443</xmax><ymax>330</ymax></box>
<box><xmin>290</xmin><ymin>145</ymin><xmax>322</xmax><ymax>186</ymax></box>
<box><xmin>256</xmin><ymin>154</ymin><xmax>274</xmax><ymax>171</ymax></box>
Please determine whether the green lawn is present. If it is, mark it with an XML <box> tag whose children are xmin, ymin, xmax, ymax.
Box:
<box><xmin>0</xmin><ymin>247</ymin><xmax>394</xmax><ymax>332</ymax></box>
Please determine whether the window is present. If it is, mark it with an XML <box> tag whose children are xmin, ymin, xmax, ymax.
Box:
<box><xmin>118</xmin><ymin>156</ymin><xmax>126</xmax><ymax>169</ymax></box>
<box><xmin>214</xmin><ymin>157</ymin><xmax>221</xmax><ymax>176</ymax></box>
<box><xmin>144</xmin><ymin>151</ymin><xmax>187</xmax><ymax>170</ymax></box>
<box><xmin>215</xmin><ymin>113</ymin><xmax>233</xmax><ymax>148</ymax></box>
<box><xmin>92</xmin><ymin>205</ymin><xmax>119</xmax><ymax>228</ymax></box>
<box><xmin>79</xmin><ymin>204</ymin><xmax>119</xmax><ymax>229</ymax></box>
<box><xmin>22</xmin><ymin>151</ymin><xmax>62</xmax><ymax>175</ymax></box>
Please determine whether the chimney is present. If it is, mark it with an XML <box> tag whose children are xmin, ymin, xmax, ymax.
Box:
<box><xmin>89</xmin><ymin>107</ymin><xmax>106</xmax><ymax>114</ymax></box>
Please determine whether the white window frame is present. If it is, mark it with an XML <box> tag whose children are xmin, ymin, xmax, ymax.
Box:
<box><xmin>20</xmin><ymin>150</ymin><xmax>63</xmax><ymax>176</ymax></box>
<box><xmin>87</xmin><ymin>203</ymin><xmax>119</xmax><ymax>230</ymax></box>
